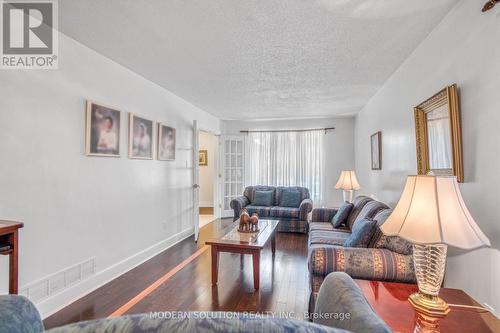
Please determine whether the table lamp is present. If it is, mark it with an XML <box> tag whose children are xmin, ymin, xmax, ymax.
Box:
<box><xmin>335</xmin><ymin>170</ymin><xmax>361</xmax><ymax>202</ymax></box>
<box><xmin>381</xmin><ymin>175</ymin><xmax>490</xmax><ymax>317</ymax></box>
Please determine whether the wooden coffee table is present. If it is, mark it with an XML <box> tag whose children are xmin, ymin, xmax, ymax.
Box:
<box><xmin>205</xmin><ymin>219</ymin><xmax>279</xmax><ymax>290</ymax></box>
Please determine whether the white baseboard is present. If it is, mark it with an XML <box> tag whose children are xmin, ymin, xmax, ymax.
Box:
<box><xmin>199</xmin><ymin>201</ymin><xmax>213</xmax><ymax>207</ymax></box>
<box><xmin>36</xmin><ymin>227</ymin><xmax>194</xmax><ymax>319</ymax></box>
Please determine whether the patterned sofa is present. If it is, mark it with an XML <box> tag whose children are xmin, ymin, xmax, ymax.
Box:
<box><xmin>0</xmin><ymin>272</ymin><xmax>392</xmax><ymax>333</ymax></box>
<box><xmin>308</xmin><ymin>196</ymin><xmax>416</xmax><ymax>313</ymax></box>
<box><xmin>230</xmin><ymin>186</ymin><xmax>313</xmax><ymax>233</ymax></box>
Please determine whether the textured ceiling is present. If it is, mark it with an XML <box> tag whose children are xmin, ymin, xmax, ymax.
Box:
<box><xmin>59</xmin><ymin>0</ymin><xmax>457</xmax><ymax>120</ymax></box>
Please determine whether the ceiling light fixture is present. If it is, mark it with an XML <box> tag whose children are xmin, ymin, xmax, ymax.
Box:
<box><xmin>482</xmin><ymin>0</ymin><xmax>500</xmax><ymax>12</ymax></box>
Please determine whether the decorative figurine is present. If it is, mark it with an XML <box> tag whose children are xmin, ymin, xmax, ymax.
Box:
<box><xmin>238</xmin><ymin>209</ymin><xmax>259</xmax><ymax>233</ymax></box>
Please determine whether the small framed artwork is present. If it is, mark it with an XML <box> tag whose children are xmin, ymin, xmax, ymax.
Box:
<box><xmin>371</xmin><ymin>131</ymin><xmax>382</xmax><ymax>170</ymax></box>
<box><xmin>85</xmin><ymin>101</ymin><xmax>121</xmax><ymax>157</ymax></box>
<box><xmin>199</xmin><ymin>150</ymin><xmax>208</xmax><ymax>166</ymax></box>
<box><xmin>157</xmin><ymin>123</ymin><xmax>176</xmax><ymax>161</ymax></box>
<box><xmin>128</xmin><ymin>113</ymin><xmax>154</xmax><ymax>159</ymax></box>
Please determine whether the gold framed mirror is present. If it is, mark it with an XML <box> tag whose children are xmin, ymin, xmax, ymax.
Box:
<box><xmin>414</xmin><ymin>84</ymin><xmax>464</xmax><ymax>182</ymax></box>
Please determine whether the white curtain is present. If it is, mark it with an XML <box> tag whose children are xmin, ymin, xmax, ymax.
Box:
<box><xmin>246</xmin><ymin>130</ymin><xmax>324</xmax><ymax>203</ymax></box>
<box><xmin>427</xmin><ymin>105</ymin><xmax>452</xmax><ymax>170</ymax></box>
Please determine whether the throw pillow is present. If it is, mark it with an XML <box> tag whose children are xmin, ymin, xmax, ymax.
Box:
<box><xmin>280</xmin><ymin>190</ymin><xmax>302</xmax><ymax>207</ymax></box>
<box><xmin>331</xmin><ymin>202</ymin><xmax>354</xmax><ymax>228</ymax></box>
<box><xmin>253</xmin><ymin>190</ymin><xmax>274</xmax><ymax>206</ymax></box>
<box><xmin>382</xmin><ymin>236</ymin><xmax>413</xmax><ymax>255</ymax></box>
<box><xmin>343</xmin><ymin>218</ymin><xmax>377</xmax><ymax>248</ymax></box>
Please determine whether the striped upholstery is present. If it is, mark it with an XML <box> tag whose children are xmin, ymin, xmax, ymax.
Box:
<box><xmin>309</xmin><ymin>230</ymin><xmax>350</xmax><ymax>246</ymax></box>
<box><xmin>299</xmin><ymin>199</ymin><xmax>314</xmax><ymax>220</ymax></box>
<box><xmin>275</xmin><ymin>186</ymin><xmax>310</xmax><ymax>206</ymax></box>
<box><xmin>309</xmin><ymin>246</ymin><xmax>415</xmax><ymax>283</ymax></box>
<box><xmin>246</xmin><ymin>205</ymin><xmax>271</xmax><ymax>217</ymax></box>
<box><xmin>277</xmin><ymin>219</ymin><xmax>309</xmax><ymax>233</ymax></box>
<box><xmin>270</xmin><ymin>207</ymin><xmax>300</xmax><ymax>219</ymax></box>
<box><xmin>231</xmin><ymin>186</ymin><xmax>313</xmax><ymax>234</ymax></box>
<box><xmin>368</xmin><ymin>209</ymin><xmax>393</xmax><ymax>248</ymax></box>
<box><xmin>243</xmin><ymin>186</ymin><xmax>310</xmax><ymax>206</ymax></box>
<box><xmin>345</xmin><ymin>196</ymin><xmax>373</xmax><ymax>230</ymax></box>
<box><xmin>348</xmin><ymin>200</ymin><xmax>389</xmax><ymax>230</ymax></box>
<box><xmin>307</xmin><ymin>196</ymin><xmax>416</xmax><ymax>314</ymax></box>
<box><xmin>309</xmin><ymin>222</ymin><xmax>334</xmax><ymax>232</ymax></box>
<box><xmin>244</xmin><ymin>186</ymin><xmax>276</xmax><ymax>204</ymax></box>
<box><xmin>229</xmin><ymin>196</ymin><xmax>250</xmax><ymax>221</ymax></box>
<box><xmin>309</xmin><ymin>222</ymin><xmax>351</xmax><ymax>233</ymax></box>
<box><xmin>311</xmin><ymin>208</ymin><xmax>338</xmax><ymax>223</ymax></box>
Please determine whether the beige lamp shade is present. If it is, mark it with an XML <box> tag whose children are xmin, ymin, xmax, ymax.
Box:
<box><xmin>335</xmin><ymin>170</ymin><xmax>361</xmax><ymax>191</ymax></box>
<box><xmin>381</xmin><ymin>175</ymin><xmax>490</xmax><ymax>249</ymax></box>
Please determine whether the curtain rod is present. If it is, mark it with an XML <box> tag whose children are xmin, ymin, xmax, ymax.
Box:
<box><xmin>240</xmin><ymin>127</ymin><xmax>335</xmax><ymax>134</ymax></box>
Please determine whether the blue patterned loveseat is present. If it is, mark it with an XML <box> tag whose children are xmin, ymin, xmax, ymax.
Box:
<box><xmin>308</xmin><ymin>196</ymin><xmax>417</xmax><ymax>313</ymax></box>
<box><xmin>230</xmin><ymin>186</ymin><xmax>313</xmax><ymax>233</ymax></box>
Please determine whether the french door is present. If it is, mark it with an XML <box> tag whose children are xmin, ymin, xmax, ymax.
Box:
<box><xmin>221</xmin><ymin>136</ymin><xmax>245</xmax><ymax>218</ymax></box>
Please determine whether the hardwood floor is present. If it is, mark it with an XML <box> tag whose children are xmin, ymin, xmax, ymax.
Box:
<box><xmin>199</xmin><ymin>207</ymin><xmax>214</xmax><ymax>215</ymax></box>
<box><xmin>43</xmin><ymin>218</ymin><xmax>309</xmax><ymax>329</ymax></box>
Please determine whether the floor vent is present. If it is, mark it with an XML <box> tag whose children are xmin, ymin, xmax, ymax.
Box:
<box><xmin>19</xmin><ymin>257</ymin><xmax>96</xmax><ymax>304</ymax></box>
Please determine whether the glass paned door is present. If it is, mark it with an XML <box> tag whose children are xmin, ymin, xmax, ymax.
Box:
<box><xmin>221</xmin><ymin>136</ymin><xmax>244</xmax><ymax>217</ymax></box>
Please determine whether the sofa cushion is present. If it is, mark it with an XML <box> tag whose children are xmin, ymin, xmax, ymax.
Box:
<box><xmin>368</xmin><ymin>209</ymin><xmax>413</xmax><ymax>255</ymax></box>
<box><xmin>253</xmin><ymin>191</ymin><xmax>274</xmax><ymax>206</ymax></box>
<box><xmin>246</xmin><ymin>205</ymin><xmax>271</xmax><ymax>217</ymax></box>
<box><xmin>243</xmin><ymin>186</ymin><xmax>275</xmax><ymax>203</ymax></box>
<box><xmin>344</xmin><ymin>218</ymin><xmax>377</xmax><ymax>248</ymax></box>
<box><xmin>309</xmin><ymin>222</ymin><xmax>335</xmax><ymax>232</ymax></box>
<box><xmin>270</xmin><ymin>206</ymin><xmax>300</xmax><ymax>219</ymax></box>
<box><xmin>348</xmin><ymin>200</ymin><xmax>389</xmax><ymax>230</ymax></box>
<box><xmin>368</xmin><ymin>209</ymin><xmax>393</xmax><ymax>247</ymax></box>
<box><xmin>309</xmin><ymin>230</ymin><xmax>351</xmax><ymax>246</ymax></box>
<box><xmin>280</xmin><ymin>189</ymin><xmax>302</xmax><ymax>207</ymax></box>
<box><xmin>380</xmin><ymin>236</ymin><xmax>414</xmax><ymax>255</ymax></box>
<box><xmin>275</xmin><ymin>186</ymin><xmax>310</xmax><ymax>205</ymax></box>
<box><xmin>331</xmin><ymin>202</ymin><xmax>353</xmax><ymax>228</ymax></box>
<box><xmin>345</xmin><ymin>196</ymin><xmax>373</xmax><ymax>230</ymax></box>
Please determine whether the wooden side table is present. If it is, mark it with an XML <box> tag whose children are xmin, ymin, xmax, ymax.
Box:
<box><xmin>355</xmin><ymin>279</ymin><xmax>499</xmax><ymax>333</ymax></box>
<box><xmin>0</xmin><ymin>220</ymin><xmax>24</xmax><ymax>294</ymax></box>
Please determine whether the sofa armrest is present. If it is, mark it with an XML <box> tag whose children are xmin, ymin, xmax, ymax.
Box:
<box><xmin>309</xmin><ymin>246</ymin><xmax>416</xmax><ymax>283</ymax></box>
<box><xmin>299</xmin><ymin>198</ymin><xmax>314</xmax><ymax>220</ymax></box>
<box><xmin>312</xmin><ymin>208</ymin><xmax>338</xmax><ymax>223</ymax></box>
<box><xmin>0</xmin><ymin>295</ymin><xmax>44</xmax><ymax>333</ymax></box>
<box><xmin>314</xmin><ymin>272</ymin><xmax>391</xmax><ymax>333</ymax></box>
<box><xmin>230</xmin><ymin>196</ymin><xmax>250</xmax><ymax>220</ymax></box>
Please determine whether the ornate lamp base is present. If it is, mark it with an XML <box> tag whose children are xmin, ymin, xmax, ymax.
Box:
<box><xmin>411</xmin><ymin>244</ymin><xmax>450</xmax><ymax>317</ymax></box>
<box><xmin>342</xmin><ymin>190</ymin><xmax>354</xmax><ymax>202</ymax></box>
<box><xmin>409</xmin><ymin>292</ymin><xmax>450</xmax><ymax>317</ymax></box>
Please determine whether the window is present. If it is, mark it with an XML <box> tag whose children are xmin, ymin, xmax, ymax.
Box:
<box><xmin>246</xmin><ymin>130</ymin><xmax>323</xmax><ymax>203</ymax></box>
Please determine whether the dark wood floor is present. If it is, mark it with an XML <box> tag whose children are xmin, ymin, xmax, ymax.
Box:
<box><xmin>199</xmin><ymin>207</ymin><xmax>214</xmax><ymax>215</ymax></box>
<box><xmin>44</xmin><ymin>218</ymin><xmax>309</xmax><ymax>329</ymax></box>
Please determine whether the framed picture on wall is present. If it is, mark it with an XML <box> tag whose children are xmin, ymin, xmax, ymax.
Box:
<box><xmin>85</xmin><ymin>101</ymin><xmax>121</xmax><ymax>157</ymax></box>
<box><xmin>199</xmin><ymin>150</ymin><xmax>208</xmax><ymax>166</ymax></box>
<box><xmin>157</xmin><ymin>123</ymin><xmax>176</xmax><ymax>161</ymax></box>
<box><xmin>371</xmin><ymin>131</ymin><xmax>382</xmax><ymax>170</ymax></box>
<box><xmin>128</xmin><ymin>113</ymin><xmax>154</xmax><ymax>159</ymax></box>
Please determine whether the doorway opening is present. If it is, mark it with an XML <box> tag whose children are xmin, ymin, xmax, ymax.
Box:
<box><xmin>198</xmin><ymin>131</ymin><xmax>218</xmax><ymax>228</ymax></box>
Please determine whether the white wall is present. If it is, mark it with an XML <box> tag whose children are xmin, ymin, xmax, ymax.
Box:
<box><xmin>199</xmin><ymin>131</ymin><xmax>217</xmax><ymax>207</ymax></box>
<box><xmin>354</xmin><ymin>0</ymin><xmax>500</xmax><ymax>316</ymax></box>
<box><xmin>223</xmin><ymin>117</ymin><xmax>355</xmax><ymax>207</ymax></box>
<box><xmin>0</xmin><ymin>33</ymin><xmax>220</xmax><ymax>317</ymax></box>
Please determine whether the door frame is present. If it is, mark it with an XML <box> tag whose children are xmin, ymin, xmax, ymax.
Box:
<box><xmin>197</xmin><ymin>129</ymin><xmax>221</xmax><ymax>220</ymax></box>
